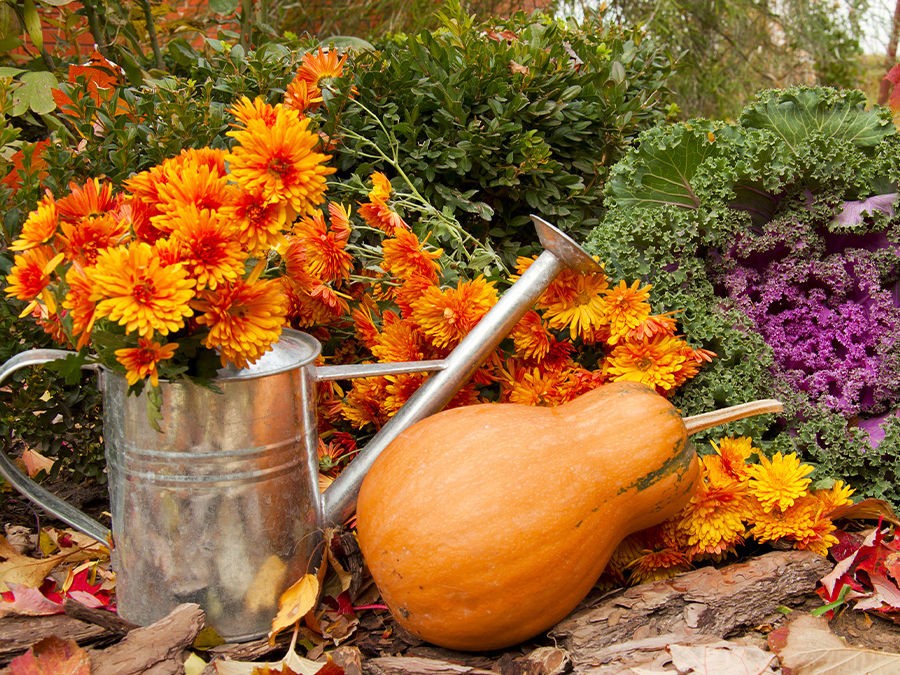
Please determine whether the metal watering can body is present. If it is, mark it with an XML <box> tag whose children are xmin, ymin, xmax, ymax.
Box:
<box><xmin>0</xmin><ymin>217</ymin><xmax>599</xmax><ymax>641</ymax></box>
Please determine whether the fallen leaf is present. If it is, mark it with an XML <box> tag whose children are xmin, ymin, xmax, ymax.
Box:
<box><xmin>244</xmin><ymin>554</ymin><xmax>288</xmax><ymax>614</ymax></box>
<box><xmin>214</xmin><ymin>650</ymin><xmax>334</xmax><ymax>675</ymax></box>
<box><xmin>769</xmin><ymin>613</ymin><xmax>900</xmax><ymax>674</ymax></box>
<box><xmin>7</xmin><ymin>635</ymin><xmax>92</xmax><ymax>675</ymax></box>
<box><xmin>0</xmin><ymin>583</ymin><xmax>63</xmax><ymax>617</ymax></box>
<box><xmin>669</xmin><ymin>642</ymin><xmax>777</xmax><ymax>674</ymax></box>
<box><xmin>829</xmin><ymin>498</ymin><xmax>900</xmax><ymax>529</ymax></box>
<box><xmin>268</xmin><ymin>573</ymin><xmax>320</xmax><ymax>645</ymax></box>
<box><xmin>20</xmin><ymin>448</ymin><xmax>54</xmax><ymax>478</ymax></box>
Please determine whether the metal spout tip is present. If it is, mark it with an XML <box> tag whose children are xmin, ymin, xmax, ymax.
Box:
<box><xmin>531</xmin><ymin>215</ymin><xmax>602</xmax><ymax>274</ymax></box>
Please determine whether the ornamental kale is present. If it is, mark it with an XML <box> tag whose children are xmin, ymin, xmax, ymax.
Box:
<box><xmin>586</xmin><ymin>86</ymin><xmax>900</xmax><ymax>506</ymax></box>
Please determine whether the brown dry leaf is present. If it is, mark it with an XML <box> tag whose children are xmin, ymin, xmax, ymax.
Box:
<box><xmin>769</xmin><ymin>613</ymin><xmax>900</xmax><ymax>673</ymax></box>
<box><xmin>7</xmin><ymin>635</ymin><xmax>91</xmax><ymax>674</ymax></box>
<box><xmin>829</xmin><ymin>498</ymin><xmax>900</xmax><ymax>528</ymax></box>
<box><xmin>268</xmin><ymin>573</ymin><xmax>320</xmax><ymax>645</ymax></box>
<box><xmin>668</xmin><ymin>643</ymin><xmax>777</xmax><ymax>674</ymax></box>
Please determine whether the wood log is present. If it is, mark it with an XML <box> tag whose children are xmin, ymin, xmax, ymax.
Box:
<box><xmin>550</xmin><ymin>549</ymin><xmax>830</xmax><ymax>671</ymax></box>
<box><xmin>363</xmin><ymin>655</ymin><xmax>495</xmax><ymax>674</ymax></box>
<box><xmin>87</xmin><ymin>603</ymin><xmax>204</xmax><ymax>675</ymax></box>
<box><xmin>0</xmin><ymin>613</ymin><xmax>108</xmax><ymax>665</ymax></box>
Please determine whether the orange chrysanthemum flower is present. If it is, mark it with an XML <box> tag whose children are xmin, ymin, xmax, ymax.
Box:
<box><xmin>605</xmin><ymin>334</ymin><xmax>689</xmax><ymax>393</ymax></box>
<box><xmin>115</xmin><ymin>338</ymin><xmax>178</xmax><ymax>387</ymax></box>
<box><xmin>410</xmin><ymin>276</ymin><xmax>498</xmax><ymax>350</ymax></box>
<box><xmin>11</xmin><ymin>192</ymin><xmax>58</xmax><ymax>251</ymax></box>
<box><xmin>537</xmin><ymin>270</ymin><xmax>609</xmax><ymax>339</ymax></box>
<box><xmin>625</xmin><ymin>523</ymin><xmax>693</xmax><ymax>583</ymax></box>
<box><xmin>601</xmin><ymin>279</ymin><xmax>652</xmax><ymax>345</ymax></box>
<box><xmin>230</xmin><ymin>96</ymin><xmax>279</xmax><ymax>127</ymax></box>
<box><xmin>367</xmin><ymin>172</ymin><xmax>393</xmax><ymax>202</ymax></box>
<box><xmin>219</xmin><ymin>187</ymin><xmax>289</xmax><ymax>253</ymax></box>
<box><xmin>4</xmin><ymin>246</ymin><xmax>65</xmax><ymax>316</ymax></box>
<box><xmin>706</xmin><ymin>436</ymin><xmax>756</xmax><ymax>483</ymax></box>
<box><xmin>296</xmin><ymin>47</ymin><xmax>348</xmax><ymax>91</ymax></box>
<box><xmin>511</xmin><ymin>310</ymin><xmax>552</xmax><ymax>362</ymax></box>
<box><xmin>371</xmin><ymin>318</ymin><xmax>429</xmax><ymax>363</ymax></box>
<box><xmin>283</xmin><ymin>77</ymin><xmax>323</xmax><ymax>114</ymax></box>
<box><xmin>167</xmin><ymin>207</ymin><xmax>247</xmax><ymax>290</ymax></box>
<box><xmin>194</xmin><ymin>275</ymin><xmax>288</xmax><ymax>369</ymax></box>
<box><xmin>291</xmin><ymin>210</ymin><xmax>354</xmax><ymax>283</ymax></box>
<box><xmin>627</xmin><ymin>311</ymin><xmax>680</xmax><ymax>341</ymax></box>
<box><xmin>56</xmin><ymin>178</ymin><xmax>118</xmax><ymax>222</ymax></box>
<box><xmin>676</xmin><ymin>461</ymin><xmax>749</xmax><ymax>555</ymax></box>
<box><xmin>342</xmin><ymin>376</ymin><xmax>391</xmax><ymax>430</ymax></box>
<box><xmin>226</xmin><ymin>103</ymin><xmax>335</xmax><ymax>217</ymax></box>
<box><xmin>747</xmin><ymin>452</ymin><xmax>813</xmax><ymax>512</ymax></box>
<box><xmin>813</xmin><ymin>480</ymin><xmax>855</xmax><ymax>515</ymax></box>
<box><xmin>392</xmin><ymin>274</ymin><xmax>438</xmax><ymax>316</ymax></box>
<box><xmin>63</xmin><ymin>264</ymin><xmax>97</xmax><ymax>349</ymax></box>
<box><xmin>58</xmin><ymin>212</ymin><xmax>131</xmax><ymax>266</ymax></box>
<box><xmin>381</xmin><ymin>228</ymin><xmax>442</xmax><ymax>282</ymax></box>
<box><xmin>88</xmin><ymin>241</ymin><xmax>195</xmax><ymax>337</ymax></box>
<box><xmin>352</xmin><ymin>306</ymin><xmax>381</xmax><ymax>349</ymax></box>
<box><xmin>357</xmin><ymin>199</ymin><xmax>407</xmax><ymax>235</ymax></box>
<box><xmin>151</xmin><ymin>162</ymin><xmax>234</xmax><ymax>232</ymax></box>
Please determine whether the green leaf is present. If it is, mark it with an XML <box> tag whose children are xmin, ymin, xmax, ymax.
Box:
<box><xmin>605</xmin><ymin>122</ymin><xmax>726</xmax><ymax>210</ymax></box>
<box><xmin>21</xmin><ymin>0</ymin><xmax>43</xmax><ymax>51</ymax></box>
<box><xmin>740</xmin><ymin>87</ymin><xmax>896</xmax><ymax>152</ymax></box>
<box><xmin>12</xmin><ymin>71</ymin><xmax>58</xmax><ymax>115</ymax></box>
<box><xmin>209</xmin><ymin>0</ymin><xmax>239</xmax><ymax>14</ymax></box>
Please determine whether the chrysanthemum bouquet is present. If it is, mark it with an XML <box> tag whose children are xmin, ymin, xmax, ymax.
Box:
<box><xmin>4</xmin><ymin>77</ymin><xmax>337</xmax><ymax>389</ymax></box>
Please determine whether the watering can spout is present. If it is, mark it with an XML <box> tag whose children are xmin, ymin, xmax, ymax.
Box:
<box><xmin>322</xmin><ymin>215</ymin><xmax>601</xmax><ymax>526</ymax></box>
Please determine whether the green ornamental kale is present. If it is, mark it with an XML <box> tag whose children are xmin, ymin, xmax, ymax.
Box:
<box><xmin>586</xmin><ymin>86</ymin><xmax>900</xmax><ymax>506</ymax></box>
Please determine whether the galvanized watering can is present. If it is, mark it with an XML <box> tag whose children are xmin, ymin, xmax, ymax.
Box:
<box><xmin>0</xmin><ymin>217</ymin><xmax>599</xmax><ymax>641</ymax></box>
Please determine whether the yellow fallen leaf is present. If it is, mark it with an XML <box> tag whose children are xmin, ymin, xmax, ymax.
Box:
<box><xmin>268</xmin><ymin>573</ymin><xmax>319</xmax><ymax>646</ymax></box>
<box><xmin>0</xmin><ymin>531</ymin><xmax>109</xmax><ymax>593</ymax></box>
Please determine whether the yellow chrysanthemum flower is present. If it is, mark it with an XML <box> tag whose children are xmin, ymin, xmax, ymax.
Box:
<box><xmin>115</xmin><ymin>338</ymin><xmax>178</xmax><ymax>387</ymax></box>
<box><xmin>604</xmin><ymin>334</ymin><xmax>689</xmax><ymax>392</ymax></box>
<box><xmin>226</xmin><ymin>104</ymin><xmax>335</xmax><ymax>217</ymax></box>
<box><xmin>747</xmin><ymin>452</ymin><xmax>813</xmax><ymax>512</ymax></box>
<box><xmin>538</xmin><ymin>271</ymin><xmax>610</xmax><ymax>340</ymax></box>
<box><xmin>749</xmin><ymin>494</ymin><xmax>820</xmax><ymax>544</ymax></box>
<box><xmin>88</xmin><ymin>241</ymin><xmax>195</xmax><ymax>337</ymax></box>
<box><xmin>58</xmin><ymin>212</ymin><xmax>131</xmax><ymax>266</ymax></box>
<box><xmin>813</xmin><ymin>480</ymin><xmax>855</xmax><ymax>515</ymax></box>
<box><xmin>677</xmin><ymin>480</ymin><xmax>749</xmax><ymax>556</ymax></box>
<box><xmin>410</xmin><ymin>276</ymin><xmax>498</xmax><ymax>350</ymax></box>
<box><xmin>601</xmin><ymin>279</ymin><xmax>652</xmax><ymax>344</ymax></box>
<box><xmin>10</xmin><ymin>192</ymin><xmax>58</xmax><ymax>251</ymax></box>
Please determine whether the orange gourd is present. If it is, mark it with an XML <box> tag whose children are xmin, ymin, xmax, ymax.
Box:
<box><xmin>355</xmin><ymin>380</ymin><xmax>782</xmax><ymax>652</ymax></box>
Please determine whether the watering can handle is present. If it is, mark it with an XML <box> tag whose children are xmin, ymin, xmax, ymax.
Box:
<box><xmin>0</xmin><ymin>349</ymin><xmax>109</xmax><ymax>544</ymax></box>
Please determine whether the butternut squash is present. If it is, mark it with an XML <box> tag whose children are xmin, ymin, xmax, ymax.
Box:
<box><xmin>355</xmin><ymin>380</ymin><xmax>782</xmax><ymax>652</ymax></box>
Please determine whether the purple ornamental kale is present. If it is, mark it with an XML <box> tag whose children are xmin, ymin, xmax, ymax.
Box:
<box><xmin>721</xmin><ymin>244</ymin><xmax>900</xmax><ymax>419</ymax></box>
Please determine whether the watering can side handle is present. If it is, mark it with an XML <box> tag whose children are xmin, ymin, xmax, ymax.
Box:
<box><xmin>0</xmin><ymin>349</ymin><xmax>109</xmax><ymax>545</ymax></box>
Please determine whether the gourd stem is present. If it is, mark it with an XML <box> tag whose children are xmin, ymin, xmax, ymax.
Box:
<box><xmin>683</xmin><ymin>399</ymin><xmax>783</xmax><ymax>436</ymax></box>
